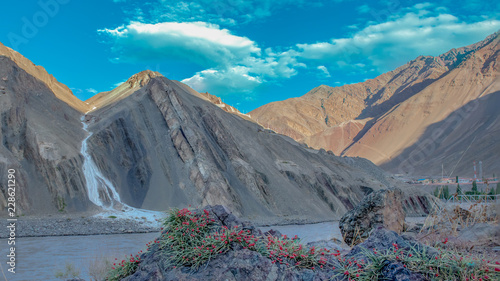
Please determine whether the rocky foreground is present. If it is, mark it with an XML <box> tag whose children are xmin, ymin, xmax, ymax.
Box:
<box><xmin>98</xmin><ymin>204</ymin><xmax>499</xmax><ymax>281</ymax></box>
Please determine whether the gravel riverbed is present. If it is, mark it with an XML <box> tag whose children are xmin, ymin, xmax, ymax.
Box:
<box><xmin>0</xmin><ymin>213</ymin><xmax>162</xmax><ymax>238</ymax></box>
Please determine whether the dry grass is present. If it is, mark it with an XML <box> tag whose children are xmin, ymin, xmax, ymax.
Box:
<box><xmin>342</xmin><ymin>225</ymin><xmax>366</xmax><ymax>247</ymax></box>
<box><xmin>416</xmin><ymin>200</ymin><xmax>499</xmax><ymax>263</ymax></box>
<box><xmin>86</xmin><ymin>253</ymin><xmax>114</xmax><ymax>281</ymax></box>
<box><xmin>421</xmin><ymin>201</ymin><xmax>497</xmax><ymax>237</ymax></box>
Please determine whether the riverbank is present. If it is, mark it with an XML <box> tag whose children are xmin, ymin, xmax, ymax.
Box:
<box><xmin>0</xmin><ymin>213</ymin><xmax>161</xmax><ymax>238</ymax></box>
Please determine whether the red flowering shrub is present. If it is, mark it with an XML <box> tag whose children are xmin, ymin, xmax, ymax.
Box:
<box><xmin>106</xmin><ymin>254</ymin><xmax>141</xmax><ymax>281</ymax></box>
<box><xmin>156</xmin><ymin>207</ymin><xmax>338</xmax><ymax>271</ymax></box>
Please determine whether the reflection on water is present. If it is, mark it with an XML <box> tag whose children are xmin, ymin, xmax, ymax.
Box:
<box><xmin>0</xmin><ymin>222</ymin><xmax>342</xmax><ymax>281</ymax></box>
<box><xmin>0</xmin><ymin>233</ymin><xmax>157</xmax><ymax>281</ymax></box>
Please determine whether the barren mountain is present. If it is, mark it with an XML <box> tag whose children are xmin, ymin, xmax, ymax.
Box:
<box><xmin>0</xmin><ymin>42</ymin><xmax>89</xmax><ymax>113</ymax></box>
<box><xmin>85</xmin><ymin>70</ymin><xmax>163</xmax><ymax>111</ymax></box>
<box><xmin>87</xmin><ymin>71</ymin><xmax>252</xmax><ymax>120</ymax></box>
<box><xmin>0</xmin><ymin>46</ymin><xmax>434</xmax><ymax>220</ymax></box>
<box><xmin>250</xmin><ymin>32</ymin><xmax>500</xmax><ymax>176</ymax></box>
<box><xmin>84</xmin><ymin>75</ymin><xmax>432</xmax><ymax>221</ymax></box>
<box><xmin>0</xmin><ymin>53</ymin><xmax>90</xmax><ymax>214</ymax></box>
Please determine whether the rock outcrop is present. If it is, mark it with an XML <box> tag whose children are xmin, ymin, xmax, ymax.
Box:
<box><xmin>339</xmin><ymin>188</ymin><xmax>406</xmax><ymax>245</ymax></box>
<box><xmin>0</xmin><ymin>42</ymin><xmax>89</xmax><ymax>112</ymax></box>
<box><xmin>0</xmin><ymin>54</ymin><xmax>90</xmax><ymax>214</ymax></box>
<box><xmin>85</xmin><ymin>70</ymin><xmax>162</xmax><ymax>110</ymax></box>
<box><xmin>346</xmin><ymin>227</ymin><xmax>438</xmax><ymax>261</ymax></box>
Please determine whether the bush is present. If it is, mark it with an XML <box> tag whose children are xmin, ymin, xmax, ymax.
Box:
<box><xmin>157</xmin><ymin>207</ymin><xmax>333</xmax><ymax>269</ymax></box>
<box><xmin>472</xmin><ymin>181</ymin><xmax>478</xmax><ymax>193</ymax></box>
<box><xmin>434</xmin><ymin>186</ymin><xmax>450</xmax><ymax>199</ymax></box>
<box><xmin>55</xmin><ymin>262</ymin><xmax>80</xmax><ymax>279</ymax></box>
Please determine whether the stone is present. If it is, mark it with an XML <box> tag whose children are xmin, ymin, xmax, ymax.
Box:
<box><xmin>379</xmin><ymin>260</ymin><xmax>427</xmax><ymax>281</ymax></box>
<box><xmin>346</xmin><ymin>227</ymin><xmax>438</xmax><ymax>262</ymax></box>
<box><xmin>339</xmin><ymin>188</ymin><xmax>405</xmax><ymax>245</ymax></box>
<box><xmin>455</xmin><ymin>223</ymin><xmax>500</xmax><ymax>245</ymax></box>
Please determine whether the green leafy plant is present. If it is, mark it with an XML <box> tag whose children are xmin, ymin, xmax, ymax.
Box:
<box><xmin>57</xmin><ymin>196</ymin><xmax>66</xmax><ymax>212</ymax></box>
<box><xmin>157</xmin><ymin>208</ymin><xmax>335</xmax><ymax>270</ymax></box>
<box><xmin>472</xmin><ymin>181</ymin><xmax>478</xmax><ymax>194</ymax></box>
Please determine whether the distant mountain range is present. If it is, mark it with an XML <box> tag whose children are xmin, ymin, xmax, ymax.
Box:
<box><xmin>0</xmin><ymin>42</ymin><xmax>433</xmax><ymax>218</ymax></box>
<box><xmin>250</xmin><ymin>32</ymin><xmax>500</xmax><ymax>178</ymax></box>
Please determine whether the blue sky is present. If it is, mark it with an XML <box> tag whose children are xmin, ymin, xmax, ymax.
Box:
<box><xmin>1</xmin><ymin>0</ymin><xmax>499</xmax><ymax>112</ymax></box>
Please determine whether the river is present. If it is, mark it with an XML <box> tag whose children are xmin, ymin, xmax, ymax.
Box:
<box><xmin>0</xmin><ymin>222</ymin><xmax>342</xmax><ymax>281</ymax></box>
<box><xmin>0</xmin><ymin>233</ymin><xmax>157</xmax><ymax>281</ymax></box>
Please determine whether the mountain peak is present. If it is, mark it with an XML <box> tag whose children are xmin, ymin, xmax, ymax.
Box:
<box><xmin>125</xmin><ymin>70</ymin><xmax>163</xmax><ymax>88</ymax></box>
<box><xmin>249</xmin><ymin>31</ymin><xmax>500</xmax><ymax>176</ymax></box>
<box><xmin>0</xmin><ymin>42</ymin><xmax>89</xmax><ymax>112</ymax></box>
<box><xmin>85</xmin><ymin>70</ymin><xmax>162</xmax><ymax>111</ymax></box>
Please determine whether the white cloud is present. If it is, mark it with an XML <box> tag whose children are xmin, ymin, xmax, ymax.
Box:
<box><xmin>317</xmin><ymin>65</ymin><xmax>331</xmax><ymax>77</ymax></box>
<box><xmin>182</xmin><ymin>67</ymin><xmax>262</xmax><ymax>94</ymax></box>
<box><xmin>295</xmin><ymin>9</ymin><xmax>500</xmax><ymax>72</ymax></box>
<box><xmin>86</xmin><ymin>88</ymin><xmax>98</xmax><ymax>94</ymax></box>
<box><xmin>99</xmin><ymin>21</ymin><xmax>260</xmax><ymax>68</ymax></box>
<box><xmin>413</xmin><ymin>2</ymin><xmax>434</xmax><ymax>10</ymax></box>
<box><xmin>357</xmin><ymin>4</ymin><xmax>370</xmax><ymax>14</ymax></box>
<box><xmin>102</xmin><ymin>3</ymin><xmax>500</xmax><ymax>96</ymax></box>
<box><xmin>113</xmin><ymin>81</ymin><xmax>126</xmax><ymax>88</ymax></box>
<box><xmin>101</xmin><ymin>21</ymin><xmax>304</xmax><ymax>95</ymax></box>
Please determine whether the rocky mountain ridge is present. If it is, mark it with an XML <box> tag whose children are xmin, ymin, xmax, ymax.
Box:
<box><xmin>83</xmin><ymin>74</ymin><xmax>433</xmax><ymax>220</ymax></box>
<box><xmin>250</xmin><ymin>32</ymin><xmax>500</xmax><ymax>176</ymax></box>
<box><xmin>0</xmin><ymin>43</ymin><xmax>434</xmax><ymax>220</ymax></box>
<box><xmin>0</xmin><ymin>42</ymin><xmax>89</xmax><ymax>112</ymax></box>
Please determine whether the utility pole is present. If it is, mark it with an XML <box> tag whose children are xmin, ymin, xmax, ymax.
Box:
<box><xmin>474</xmin><ymin>161</ymin><xmax>477</xmax><ymax>181</ymax></box>
<box><xmin>479</xmin><ymin>161</ymin><xmax>483</xmax><ymax>182</ymax></box>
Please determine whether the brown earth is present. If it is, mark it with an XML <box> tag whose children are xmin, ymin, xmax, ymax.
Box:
<box><xmin>250</xmin><ymin>32</ymin><xmax>500</xmax><ymax>177</ymax></box>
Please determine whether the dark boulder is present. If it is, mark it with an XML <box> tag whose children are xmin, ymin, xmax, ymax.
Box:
<box><xmin>379</xmin><ymin>260</ymin><xmax>427</xmax><ymax>281</ymax></box>
<box><xmin>346</xmin><ymin>227</ymin><xmax>438</xmax><ymax>262</ymax></box>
